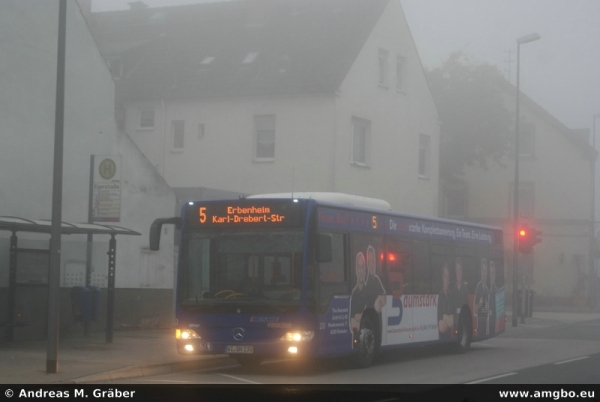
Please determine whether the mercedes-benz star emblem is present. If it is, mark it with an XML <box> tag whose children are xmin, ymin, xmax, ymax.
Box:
<box><xmin>232</xmin><ymin>327</ymin><xmax>245</xmax><ymax>341</ymax></box>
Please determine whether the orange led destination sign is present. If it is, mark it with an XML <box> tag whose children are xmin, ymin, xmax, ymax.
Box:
<box><xmin>189</xmin><ymin>201</ymin><xmax>303</xmax><ymax>227</ymax></box>
<box><xmin>201</xmin><ymin>205</ymin><xmax>285</xmax><ymax>224</ymax></box>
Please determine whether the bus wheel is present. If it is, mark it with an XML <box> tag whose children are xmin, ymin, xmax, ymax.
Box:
<box><xmin>233</xmin><ymin>355</ymin><xmax>263</xmax><ymax>368</ymax></box>
<box><xmin>355</xmin><ymin>315</ymin><xmax>377</xmax><ymax>368</ymax></box>
<box><xmin>455</xmin><ymin>313</ymin><xmax>471</xmax><ymax>353</ymax></box>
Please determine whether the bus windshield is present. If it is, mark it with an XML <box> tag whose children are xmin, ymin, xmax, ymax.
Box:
<box><xmin>179</xmin><ymin>229</ymin><xmax>305</xmax><ymax>314</ymax></box>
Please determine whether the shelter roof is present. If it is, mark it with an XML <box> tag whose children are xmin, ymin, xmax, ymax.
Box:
<box><xmin>0</xmin><ymin>217</ymin><xmax>140</xmax><ymax>236</ymax></box>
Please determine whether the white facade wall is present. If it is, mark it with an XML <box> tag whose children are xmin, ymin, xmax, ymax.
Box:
<box><xmin>334</xmin><ymin>0</ymin><xmax>439</xmax><ymax>214</ymax></box>
<box><xmin>125</xmin><ymin>95</ymin><xmax>337</xmax><ymax>195</ymax></box>
<box><xmin>0</xmin><ymin>1</ymin><xmax>175</xmax><ymax>290</ymax></box>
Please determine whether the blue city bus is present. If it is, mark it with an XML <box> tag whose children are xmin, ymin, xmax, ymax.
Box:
<box><xmin>150</xmin><ymin>193</ymin><xmax>505</xmax><ymax>368</ymax></box>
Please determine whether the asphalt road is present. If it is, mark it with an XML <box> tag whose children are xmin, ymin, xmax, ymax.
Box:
<box><xmin>469</xmin><ymin>319</ymin><xmax>600</xmax><ymax>384</ymax></box>
<box><xmin>105</xmin><ymin>318</ymin><xmax>600</xmax><ymax>385</ymax></box>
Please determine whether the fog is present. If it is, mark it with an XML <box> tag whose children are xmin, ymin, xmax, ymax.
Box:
<box><xmin>400</xmin><ymin>0</ymin><xmax>600</xmax><ymax>132</ymax></box>
<box><xmin>93</xmin><ymin>0</ymin><xmax>600</xmax><ymax>132</ymax></box>
<box><xmin>1</xmin><ymin>0</ymin><xmax>599</xmax><ymax>386</ymax></box>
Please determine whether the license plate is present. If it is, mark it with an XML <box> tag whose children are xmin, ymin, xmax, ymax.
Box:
<box><xmin>226</xmin><ymin>345</ymin><xmax>253</xmax><ymax>354</ymax></box>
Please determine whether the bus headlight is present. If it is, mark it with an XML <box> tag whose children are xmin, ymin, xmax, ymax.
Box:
<box><xmin>176</xmin><ymin>329</ymin><xmax>201</xmax><ymax>340</ymax></box>
<box><xmin>280</xmin><ymin>331</ymin><xmax>314</xmax><ymax>342</ymax></box>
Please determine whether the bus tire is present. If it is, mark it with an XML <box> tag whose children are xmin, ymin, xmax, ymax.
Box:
<box><xmin>355</xmin><ymin>314</ymin><xmax>377</xmax><ymax>368</ymax></box>
<box><xmin>233</xmin><ymin>355</ymin><xmax>263</xmax><ymax>368</ymax></box>
<box><xmin>455</xmin><ymin>312</ymin><xmax>471</xmax><ymax>354</ymax></box>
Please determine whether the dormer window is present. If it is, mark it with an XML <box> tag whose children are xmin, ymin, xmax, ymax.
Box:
<box><xmin>200</xmin><ymin>56</ymin><xmax>215</xmax><ymax>66</ymax></box>
<box><xmin>243</xmin><ymin>51</ymin><xmax>259</xmax><ymax>65</ymax></box>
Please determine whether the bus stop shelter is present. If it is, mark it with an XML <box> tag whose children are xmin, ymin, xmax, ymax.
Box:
<box><xmin>0</xmin><ymin>216</ymin><xmax>140</xmax><ymax>343</ymax></box>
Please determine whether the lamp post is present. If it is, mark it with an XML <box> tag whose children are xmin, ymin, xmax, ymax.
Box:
<box><xmin>512</xmin><ymin>33</ymin><xmax>540</xmax><ymax>327</ymax></box>
<box><xmin>591</xmin><ymin>113</ymin><xmax>600</xmax><ymax>309</ymax></box>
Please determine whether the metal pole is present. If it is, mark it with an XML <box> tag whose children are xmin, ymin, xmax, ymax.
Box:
<box><xmin>106</xmin><ymin>235</ymin><xmax>116</xmax><ymax>343</ymax></box>
<box><xmin>592</xmin><ymin>116</ymin><xmax>599</xmax><ymax>309</ymax></box>
<box><xmin>7</xmin><ymin>232</ymin><xmax>17</xmax><ymax>342</ymax></box>
<box><xmin>85</xmin><ymin>155</ymin><xmax>95</xmax><ymax>337</ymax></box>
<box><xmin>511</xmin><ymin>33</ymin><xmax>540</xmax><ymax>325</ymax></box>
<box><xmin>521</xmin><ymin>267</ymin><xmax>526</xmax><ymax>323</ymax></box>
<box><xmin>47</xmin><ymin>0</ymin><xmax>67</xmax><ymax>374</ymax></box>
<box><xmin>512</xmin><ymin>43</ymin><xmax>521</xmax><ymax>327</ymax></box>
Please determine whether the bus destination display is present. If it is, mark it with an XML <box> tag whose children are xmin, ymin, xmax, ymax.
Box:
<box><xmin>188</xmin><ymin>201</ymin><xmax>302</xmax><ymax>227</ymax></box>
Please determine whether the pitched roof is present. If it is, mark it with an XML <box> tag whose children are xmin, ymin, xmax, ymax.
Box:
<box><xmin>90</xmin><ymin>0</ymin><xmax>390</xmax><ymax>101</ymax></box>
<box><xmin>498</xmin><ymin>80</ymin><xmax>596</xmax><ymax>160</ymax></box>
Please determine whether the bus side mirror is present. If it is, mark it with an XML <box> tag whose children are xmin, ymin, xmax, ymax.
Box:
<box><xmin>149</xmin><ymin>217</ymin><xmax>180</xmax><ymax>251</ymax></box>
<box><xmin>316</xmin><ymin>233</ymin><xmax>333</xmax><ymax>263</ymax></box>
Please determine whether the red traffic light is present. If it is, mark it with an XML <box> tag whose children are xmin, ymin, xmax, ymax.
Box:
<box><xmin>518</xmin><ymin>225</ymin><xmax>541</xmax><ymax>254</ymax></box>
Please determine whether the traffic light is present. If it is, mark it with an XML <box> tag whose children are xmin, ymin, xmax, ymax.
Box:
<box><xmin>517</xmin><ymin>226</ymin><xmax>542</xmax><ymax>254</ymax></box>
<box><xmin>518</xmin><ymin>226</ymin><xmax>531</xmax><ymax>254</ymax></box>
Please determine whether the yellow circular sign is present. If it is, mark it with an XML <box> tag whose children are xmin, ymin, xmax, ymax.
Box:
<box><xmin>99</xmin><ymin>158</ymin><xmax>117</xmax><ymax>180</ymax></box>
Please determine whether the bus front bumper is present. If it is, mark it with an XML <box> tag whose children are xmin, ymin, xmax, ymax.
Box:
<box><xmin>175</xmin><ymin>329</ymin><xmax>317</xmax><ymax>358</ymax></box>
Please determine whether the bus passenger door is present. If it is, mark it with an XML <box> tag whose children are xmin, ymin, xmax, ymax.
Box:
<box><xmin>317</xmin><ymin>232</ymin><xmax>347</xmax><ymax>306</ymax></box>
<box><xmin>316</xmin><ymin>232</ymin><xmax>352</xmax><ymax>354</ymax></box>
<box><xmin>382</xmin><ymin>238</ymin><xmax>414</xmax><ymax>347</ymax></box>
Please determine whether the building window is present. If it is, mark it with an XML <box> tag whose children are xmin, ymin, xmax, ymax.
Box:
<box><xmin>254</xmin><ymin>115</ymin><xmax>275</xmax><ymax>161</ymax></box>
<box><xmin>351</xmin><ymin>117</ymin><xmax>370</xmax><ymax>166</ymax></box>
<box><xmin>200</xmin><ymin>56</ymin><xmax>215</xmax><ymax>66</ymax></box>
<box><xmin>139</xmin><ymin>109</ymin><xmax>155</xmax><ymax>129</ymax></box>
<box><xmin>520</xmin><ymin>121</ymin><xmax>535</xmax><ymax>156</ymax></box>
<box><xmin>243</xmin><ymin>51</ymin><xmax>259</xmax><ymax>65</ymax></box>
<box><xmin>444</xmin><ymin>181</ymin><xmax>468</xmax><ymax>219</ymax></box>
<box><xmin>172</xmin><ymin>120</ymin><xmax>185</xmax><ymax>151</ymax></box>
<box><xmin>378</xmin><ymin>49</ymin><xmax>389</xmax><ymax>87</ymax></box>
<box><xmin>396</xmin><ymin>56</ymin><xmax>406</xmax><ymax>92</ymax></box>
<box><xmin>418</xmin><ymin>134</ymin><xmax>431</xmax><ymax>178</ymax></box>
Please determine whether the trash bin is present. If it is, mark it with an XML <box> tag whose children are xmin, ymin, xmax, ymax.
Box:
<box><xmin>88</xmin><ymin>286</ymin><xmax>101</xmax><ymax>321</ymax></box>
<box><xmin>527</xmin><ymin>290</ymin><xmax>535</xmax><ymax>317</ymax></box>
<box><xmin>70</xmin><ymin>286</ymin><xmax>91</xmax><ymax>321</ymax></box>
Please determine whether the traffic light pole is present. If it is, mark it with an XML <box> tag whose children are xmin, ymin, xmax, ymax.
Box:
<box><xmin>512</xmin><ymin>33</ymin><xmax>540</xmax><ymax>327</ymax></box>
<box><xmin>512</xmin><ymin>42</ymin><xmax>522</xmax><ymax>328</ymax></box>
<box><xmin>521</xmin><ymin>271</ymin><xmax>526</xmax><ymax>323</ymax></box>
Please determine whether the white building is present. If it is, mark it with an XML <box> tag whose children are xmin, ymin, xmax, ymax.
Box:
<box><xmin>90</xmin><ymin>0</ymin><xmax>440</xmax><ymax>215</ymax></box>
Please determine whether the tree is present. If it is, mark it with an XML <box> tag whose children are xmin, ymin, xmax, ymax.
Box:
<box><xmin>427</xmin><ymin>52</ymin><xmax>513</xmax><ymax>183</ymax></box>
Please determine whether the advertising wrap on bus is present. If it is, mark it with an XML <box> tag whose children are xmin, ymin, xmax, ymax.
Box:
<box><xmin>317</xmin><ymin>206</ymin><xmax>498</xmax><ymax>244</ymax></box>
<box><xmin>317</xmin><ymin>289</ymin><xmax>506</xmax><ymax>353</ymax></box>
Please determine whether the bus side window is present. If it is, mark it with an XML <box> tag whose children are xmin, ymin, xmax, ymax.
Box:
<box><xmin>384</xmin><ymin>238</ymin><xmax>412</xmax><ymax>297</ymax></box>
<box><xmin>412</xmin><ymin>240</ymin><xmax>430</xmax><ymax>294</ymax></box>
<box><xmin>319</xmin><ymin>233</ymin><xmax>345</xmax><ymax>283</ymax></box>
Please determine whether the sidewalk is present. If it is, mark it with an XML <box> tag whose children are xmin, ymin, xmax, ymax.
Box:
<box><xmin>500</xmin><ymin>310</ymin><xmax>600</xmax><ymax>334</ymax></box>
<box><xmin>2</xmin><ymin>309</ymin><xmax>600</xmax><ymax>384</ymax></box>
<box><xmin>0</xmin><ymin>328</ymin><xmax>232</xmax><ymax>384</ymax></box>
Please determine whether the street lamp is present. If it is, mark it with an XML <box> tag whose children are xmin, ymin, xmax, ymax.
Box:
<box><xmin>512</xmin><ymin>33</ymin><xmax>540</xmax><ymax>327</ymax></box>
<box><xmin>591</xmin><ymin>112</ymin><xmax>600</xmax><ymax>309</ymax></box>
